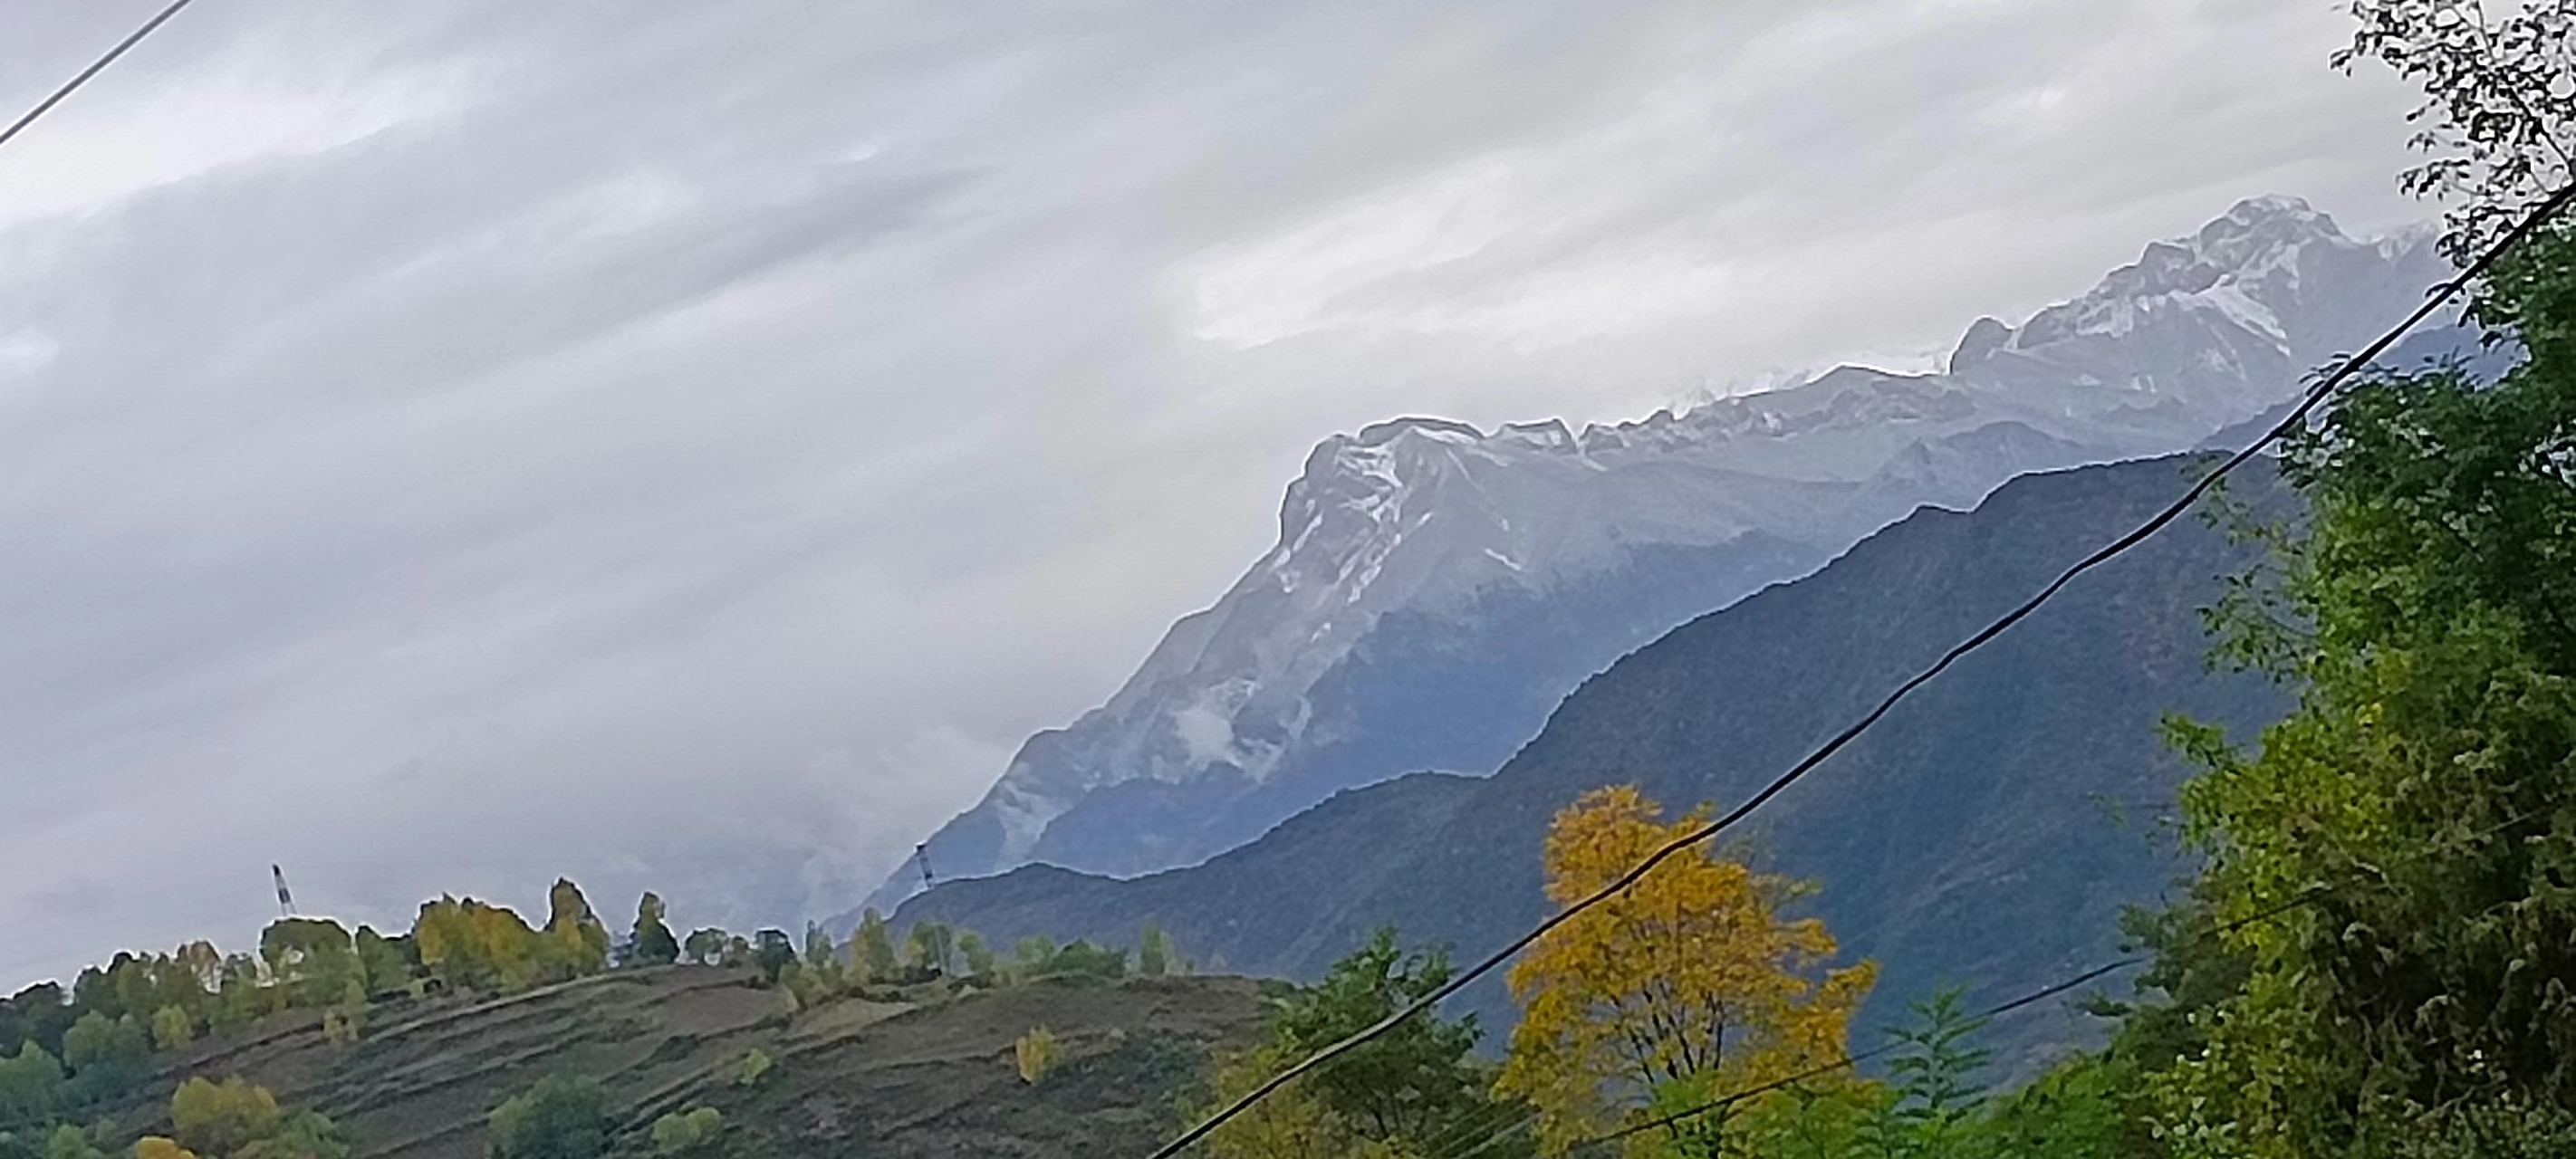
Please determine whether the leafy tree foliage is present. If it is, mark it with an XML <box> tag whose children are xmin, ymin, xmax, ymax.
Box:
<box><xmin>43</xmin><ymin>1125</ymin><xmax>102</xmax><ymax>1159</ymax></box>
<box><xmin>2146</xmin><ymin>218</ymin><xmax>2576</xmax><ymax>1154</ymax></box>
<box><xmin>172</xmin><ymin>1078</ymin><xmax>280</xmax><ymax>1157</ymax></box>
<box><xmin>415</xmin><ymin>897</ymin><xmax>550</xmax><ymax>993</ymax></box>
<box><xmin>1009</xmin><ymin>935</ymin><xmax>1057</xmax><ymax>981</ymax></box>
<box><xmin>1496</xmin><ymin>785</ymin><xmax>1875</xmax><ymax>1154</ymax></box>
<box><xmin>1272</xmin><ymin>928</ymin><xmax>1482</xmax><ymax>1146</ymax></box>
<box><xmin>1014</xmin><ymin>1027</ymin><xmax>1061</xmax><ymax>1085</ymax></box>
<box><xmin>2123</xmin><ymin>13</ymin><xmax>2576</xmax><ymax>1142</ymax></box>
<box><xmin>2338</xmin><ymin>0</ymin><xmax>2576</xmax><ymax>266</ymax></box>
<box><xmin>1201</xmin><ymin>930</ymin><xmax>1529</xmax><ymax>1158</ymax></box>
<box><xmin>956</xmin><ymin>932</ymin><xmax>995</xmax><ymax>978</ymax></box>
<box><xmin>645</xmin><ymin>1107</ymin><xmax>719</xmax><ymax>1157</ymax></box>
<box><xmin>1196</xmin><ymin>1044</ymin><xmax>1414</xmax><ymax>1159</ymax></box>
<box><xmin>1137</xmin><ymin>922</ymin><xmax>1174</xmax><ymax>978</ymax></box>
<box><xmin>350</xmin><ymin>928</ymin><xmax>414</xmax><ymax>1000</ymax></box>
<box><xmin>1861</xmin><ymin>990</ymin><xmax>1994</xmax><ymax>1157</ymax></box>
<box><xmin>59</xmin><ymin>1014</ymin><xmax>149</xmax><ymax>1106</ymax></box>
<box><xmin>679</xmin><ymin>928</ymin><xmax>727</xmax><ymax>967</ymax></box>
<box><xmin>0</xmin><ymin>1045</ymin><xmax>62</xmax><ymax>1128</ymax></box>
<box><xmin>799</xmin><ymin>924</ymin><xmax>841</xmax><ymax>983</ymax></box>
<box><xmin>903</xmin><ymin>922</ymin><xmax>956</xmax><ymax>977</ymax></box>
<box><xmin>851</xmin><ymin>912</ymin><xmax>898</xmax><ymax>982</ymax></box>
<box><xmin>256</xmin><ymin>922</ymin><xmax>359</xmax><ymax>1011</ymax></box>
<box><xmin>0</xmin><ymin>986</ymin><xmax>76</xmax><ymax>1062</ymax></box>
<box><xmin>541</xmin><ymin>880</ymin><xmax>611</xmax><ymax>981</ymax></box>
<box><xmin>149</xmin><ymin>1009</ymin><xmax>192</xmax><ymax>1055</ymax></box>
<box><xmin>485</xmin><ymin>1075</ymin><xmax>604</xmax><ymax>1159</ymax></box>
<box><xmin>627</xmin><ymin>895</ymin><xmax>679</xmax><ymax>967</ymax></box>
<box><xmin>748</xmin><ymin>931</ymin><xmax>794</xmax><ymax>986</ymax></box>
<box><xmin>166</xmin><ymin>1078</ymin><xmax>343</xmax><ymax>1159</ymax></box>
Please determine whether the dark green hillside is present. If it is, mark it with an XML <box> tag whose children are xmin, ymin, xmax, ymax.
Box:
<box><xmin>899</xmin><ymin>771</ymin><xmax>1483</xmax><ymax>972</ymax></box>
<box><xmin>901</xmin><ymin>456</ymin><xmax>2292</xmax><ymax>1065</ymax></box>
<box><xmin>1332</xmin><ymin>456</ymin><xmax>2292</xmax><ymax>1061</ymax></box>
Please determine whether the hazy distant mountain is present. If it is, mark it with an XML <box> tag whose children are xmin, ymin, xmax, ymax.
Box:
<box><xmin>897</xmin><ymin>457</ymin><xmax>2296</xmax><ymax>1066</ymax></box>
<box><xmin>863</xmin><ymin>196</ymin><xmax>2449</xmax><ymax>915</ymax></box>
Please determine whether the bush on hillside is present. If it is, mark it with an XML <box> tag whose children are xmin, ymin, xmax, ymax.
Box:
<box><xmin>646</xmin><ymin>1108</ymin><xmax>720</xmax><ymax>1157</ymax></box>
<box><xmin>486</xmin><ymin>1076</ymin><xmax>604</xmax><ymax>1159</ymax></box>
<box><xmin>1014</xmin><ymin>1027</ymin><xmax>1062</xmax><ymax>1086</ymax></box>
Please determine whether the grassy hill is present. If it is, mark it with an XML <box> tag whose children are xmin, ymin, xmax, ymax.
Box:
<box><xmin>74</xmin><ymin>968</ymin><xmax>1265</xmax><ymax>1159</ymax></box>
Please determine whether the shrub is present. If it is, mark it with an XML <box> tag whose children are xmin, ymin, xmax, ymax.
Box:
<box><xmin>172</xmin><ymin>1078</ymin><xmax>280</xmax><ymax>1157</ymax></box>
<box><xmin>646</xmin><ymin>1108</ymin><xmax>720</xmax><ymax>1157</ymax></box>
<box><xmin>149</xmin><ymin>1009</ymin><xmax>193</xmax><ymax>1054</ymax></box>
<box><xmin>733</xmin><ymin>1049</ymin><xmax>771</xmax><ymax>1088</ymax></box>
<box><xmin>1014</xmin><ymin>1027</ymin><xmax>1062</xmax><ymax>1086</ymax></box>
<box><xmin>44</xmin><ymin>1125</ymin><xmax>103</xmax><ymax>1159</ymax></box>
<box><xmin>486</xmin><ymin>1076</ymin><xmax>604</xmax><ymax>1159</ymax></box>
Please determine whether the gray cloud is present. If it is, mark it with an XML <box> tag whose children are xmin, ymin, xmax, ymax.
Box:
<box><xmin>1</xmin><ymin>0</ymin><xmax>2436</xmax><ymax>986</ymax></box>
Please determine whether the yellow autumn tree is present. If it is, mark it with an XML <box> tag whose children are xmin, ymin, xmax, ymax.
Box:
<box><xmin>1496</xmin><ymin>785</ymin><xmax>1876</xmax><ymax>1156</ymax></box>
<box><xmin>412</xmin><ymin>896</ymin><xmax>546</xmax><ymax>993</ymax></box>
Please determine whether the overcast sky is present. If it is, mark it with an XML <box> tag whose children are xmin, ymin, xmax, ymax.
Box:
<box><xmin>1</xmin><ymin>0</ymin><xmax>2434</xmax><ymax>989</ymax></box>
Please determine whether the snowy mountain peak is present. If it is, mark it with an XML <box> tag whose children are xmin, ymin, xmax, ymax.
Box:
<box><xmin>862</xmin><ymin>196</ymin><xmax>2458</xmax><ymax>915</ymax></box>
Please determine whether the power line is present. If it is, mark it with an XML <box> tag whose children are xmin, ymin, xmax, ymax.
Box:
<box><xmin>1448</xmin><ymin>804</ymin><xmax>2548</xmax><ymax>1157</ymax></box>
<box><xmin>1416</xmin><ymin>1093</ymin><xmax>1546</xmax><ymax>1159</ymax></box>
<box><xmin>1</xmin><ymin>0</ymin><xmax>204</xmax><ymax>153</ymax></box>
<box><xmin>1562</xmin><ymin>959</ymin><xmax>2139</xmax><ymax>1154</ymax></box>
<box><xmin>1145</xmin><ymin>181</ymin><xmax>2576</xmax><ymax>1158</ymax></box>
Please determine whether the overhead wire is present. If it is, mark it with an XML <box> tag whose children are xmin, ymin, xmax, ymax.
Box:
<box><xmin>1145</xmin><ymin>179</ymin><xmax>2576</xmax><ymax>1158</ymax></box>
<box><xmin>1419</xmin><ymin>802</ymin><xmax>2559</xmax><ymax>1159</ymax></box>
<box><xmin>1415</xmin><ymin>1096</ymin><xmax>1544</xmax><ymax>1159</ymax></box>
<box><xmin>1</xmin><ymin>0</ymin><xmax>204</xmax><ymax>153</ymax></box>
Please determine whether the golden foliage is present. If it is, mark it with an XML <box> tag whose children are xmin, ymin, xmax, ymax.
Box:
<box><xmin>170</xmin><ymin>1077</ymin><xmax>280</xmax><ymax>1158</ymax></box>
<box><xmin>133</xmin><ymin>1138</ymin><xmax>197</xmax><ymax>1159</ymax></box>
<box><xmin>1014</xmin><ymin>1026</ymin><xmax>1062</xmax><ymax>1085</ymax></box>
<box><xmin>1495</xmin><ymin>785</ymin><xmax>1876</xmax><ymax>1154</ymax></box>
<box><xmin>412</xmin><ymin>896</ymin><xmax>548</xmax><ymax>993</ymax></box>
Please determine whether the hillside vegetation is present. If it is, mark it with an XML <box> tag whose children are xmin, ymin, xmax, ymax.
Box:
<box><xmin>4</xmin><ymin>917</ymin><xmax>1268</xmax><ymax>1159</ymax></box>
<box><xmin>902</xmin><ymin>452</ymin><xmax>2294</xmax><ymax>1062</ymax></box>
<box><xmin>17</xmin><ymin>4</ymin><xmax>2576</xmax><ymax>1157</ymax></box>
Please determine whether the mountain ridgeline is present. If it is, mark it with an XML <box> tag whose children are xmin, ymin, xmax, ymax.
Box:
<box><xmin>895</xmin><ymin>456</ymin><xmax>2296</xmax><ymax>1063</ymax></box>
<box><xmin>866</xmin><ymin>196</ymin><xmax>2450</xmax><ymax>914</ymax></box>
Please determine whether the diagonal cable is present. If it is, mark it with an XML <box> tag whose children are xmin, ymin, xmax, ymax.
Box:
<box><xmin>2</xmin><ymin>0</ymin><xmax>204</xmax><ymax>152</ymax></box>
<box><xmin>1144</xmin><ymin>179</ymin><xmax>2576</xmax><ymax>1158</ymax></box>
<box><xmin>1561</xmin><ymin>802</ymin><xmax>2556</xmax><ymax>1153</ymax></box>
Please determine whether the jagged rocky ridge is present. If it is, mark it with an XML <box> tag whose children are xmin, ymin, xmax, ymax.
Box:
<box><xmin>864</xmin><ymin>196</ymin><xmax>2451</xmax><ymax>915</ymax></box>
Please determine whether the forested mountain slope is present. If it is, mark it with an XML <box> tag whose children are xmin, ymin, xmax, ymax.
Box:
<box><xmin>899</xmin><ymin>456</ymin><xmax>2294</xmax><ymax>1062</ymax></box>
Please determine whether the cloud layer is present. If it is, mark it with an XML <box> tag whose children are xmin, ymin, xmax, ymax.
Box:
<box><xmin>2</xmin><ymin>0</ymin><xmax>2432</xmax><ymax>986</ymax></box>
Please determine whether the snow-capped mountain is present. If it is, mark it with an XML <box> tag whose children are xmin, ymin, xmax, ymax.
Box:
<box><xmin>861</xmin><ymin>195</ymin><xmax>2454</xmax><ymax>914</ymax></box>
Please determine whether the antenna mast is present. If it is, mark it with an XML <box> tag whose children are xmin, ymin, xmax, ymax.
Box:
<box><xmin>913</xmin><ymin>844</ymin><xmax>936</xmax><ymax>890</ymax></box>
<box><xmin>272</xmin><ymin>865</ymin><xmax>296</xmax><ymax>916</ymax></box>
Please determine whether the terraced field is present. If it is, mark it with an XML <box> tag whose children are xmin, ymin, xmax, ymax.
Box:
<box><xmin>82</xmin><ymin>968</ymin><xmax>1268</xmax><ymax>1159</ymax></box>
